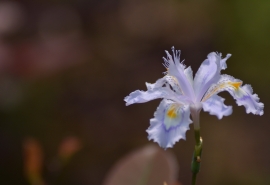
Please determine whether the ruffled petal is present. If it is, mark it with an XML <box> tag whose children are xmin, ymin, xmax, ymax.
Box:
<box><xmin>194</xmin><ymin>52</ymin><xmax>231</xmax><ymax>102</ymax></box>
<box><xmin>202</xmin><ymin>94</ymin><xmax>232</xmax><ymax>119</ymax></box>
<box><xmin>202</xmin><ymin>75</ymin><xmax>264</xmax><ymax>116</ymax></box>
<box><xmin>146</xmin><ymin>99</ymin><xmax>192</xmax><ymax>149</ymax></box>
<box><xmin>163</xmin><ymin>47</ymin><xmax>195</xmax><ymax>99</ymax></box>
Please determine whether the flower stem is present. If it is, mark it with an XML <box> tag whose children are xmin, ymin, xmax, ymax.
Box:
<box><xmin>192</xmin><ymin>172</ymin><xmax>197</xmax><ymax>185</ymax></box>
<box><xmin>191</xmin><ymin>129</ymin><xmax>203</xmax><ymax>185</ymax></box>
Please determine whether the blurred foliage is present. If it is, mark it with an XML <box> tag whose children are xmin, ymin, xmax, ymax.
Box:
<box><xmin>23</xmin><ymin>138</ymin><xmax>45</xmax><ymax>185</ymax></box>
<box><xmin>0</xmin><ymin>0</ymin><xmax>269</xmax><ymax>185</ymax></box>
<box><xmin>22</xmin><ymin>136</ymin><xmax>82</xmax><ymax>185</ymax></box>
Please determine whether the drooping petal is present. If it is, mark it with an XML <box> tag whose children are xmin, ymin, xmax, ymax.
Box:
<box><xmin>202</xmin><ymin>74</ymin><xmax>264</xmax><ymax>116</ymax></box>
<box><xmin>194</xmin><ymin>52</ymin><xmax>231</xmax><ymax>102</ymax></box>
<box><xmin>125</xmin><ymin>76</ymin><xmax>187</xmax><ymax>106</ymax></box>
<box><xmin>202</xmin><ymin>94</ymin><xmax>232</xmax><ymax>119</ymax></box>
<box><xmin>146</xmin><ymin>99</ymin><xmax>192</xmax><ymax>149</ymax></box>
<box><xmin>124</xmin><ymin>89</ymin><xmax>164</xmax><ymax>106</ymax></box>
<box><xmin>163</xmin><ymin>47</ymin><xmax>195</xmax><ymax>99</ymax></box>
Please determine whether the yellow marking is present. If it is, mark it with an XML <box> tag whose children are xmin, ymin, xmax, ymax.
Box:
<box><xmin>202</xmin><ymin>81</ymin><xmax>242</xmax><ymax>102</ymax></box>
<box><xmin>228</xmin><ymin>81</ymin><xmax>242</xmax><ymax>89</ymax></box>
<box><xmin>167</xmin><ymin>106</ymin><xmax>177</xmax><ymax>118</ymax></box>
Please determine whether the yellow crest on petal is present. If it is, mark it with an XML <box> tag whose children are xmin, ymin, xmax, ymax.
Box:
<box><xmin>202</xmin><ymin>78</ymin><xmax>243</xmax><ymax>102</ymax></box>
<box><xmin>167</xmin><ymin>105</ymin><xmax>177</xmax><ymax>118</ymax></box>
<box><xmin>164</xmin><ymin>103</ymin><xmax>183</xmax><ymax>130</ymax></box>
<box><xmin>228</xmin><ymin>81</ymin><xmax>242</xmax><ymax>89</ymax></box>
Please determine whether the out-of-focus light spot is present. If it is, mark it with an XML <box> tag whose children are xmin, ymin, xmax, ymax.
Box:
<box><xmin>58</xmin><ymin>136</ymin><xmax>82</xmax><ymax>163</ymax></box>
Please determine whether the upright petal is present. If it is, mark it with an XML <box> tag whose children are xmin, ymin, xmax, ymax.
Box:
<box><xmin>202</xmin><ymin>94</ymin><xmax>232</xmax><ymax>119</ymax></box>
<box><xmin>194</xmin><ymin>52</ymin><xmax>231</xmax><ymax>102</ymax></box>
<box><xmin>163</xmin><ymin>47</ymin><xmax>195</xmax><ymax>99</ymax></box>
<box><xmin>184</xmin><ymin>66</ymin><xmax>194</xmax><ymax>86</ymax></box>
<box><xmin>193</xmin><ymin>53</ymin><xmax>220</xmax><ymax>102</ymax></box>
<box><xmin>220</xmin><ymin>54</ymin><xmax>232</xmax><ymax>70</ymax></box>
<box><xmin>146</xmin><ymin>99</ymin><xmax>192</xmax><ymax>149</ymax></box>
<box><xmin>202</xmin><ymin>75</ymin><xmax>264</xmax><ymax>116</ymax></box>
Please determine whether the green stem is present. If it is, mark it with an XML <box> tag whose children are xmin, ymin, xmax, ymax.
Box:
<box><xmin>194</xmin><ymin>129</ymin><xmax>201</xmax><ymax>146</ymax></box>
<box><xmin>191</xmin><ymin>129</ymin><xmax>203</xmax><ymax>185</ymax></box>
<box><xmin>192</xmin><ymin>172</ymin><xmax>197</xmax><ymax>185</ymax></box>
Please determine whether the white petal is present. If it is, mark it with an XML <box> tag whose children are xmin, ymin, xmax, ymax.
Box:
<box><xmin>146</xmin><ymin>99</ymin><xmax>192</xmax><ymax>149</ymax></box>
<box><xmin>202</xmin><ymin>94</ymin><xmax>232</xmax><ymax>119</ymax></box>
<box><xmin>194</xmin><ymin>52</ymin><xmax>231</xmax><ymax>102</ymax></box>
<box><xmin>163</xmin><ymin>47</ymin><xmax>195</xmax><ymax>99</ymax></box>
<box><xmin>202</xmin><ymin>74</ymin><xmax>264</xmax><ymax>116</ymax></box>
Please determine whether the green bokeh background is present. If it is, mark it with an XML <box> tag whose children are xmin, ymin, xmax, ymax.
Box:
<box><xmin>0</xmin><ymin>0</ymin><xmax>269</xmax><ymax>185</ymax></box>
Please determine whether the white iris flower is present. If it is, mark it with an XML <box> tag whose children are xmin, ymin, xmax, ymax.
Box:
<box><xmin>124</xmin><ymin>47</ymin><xmax>264</xmax><ymax>149</ymax></box>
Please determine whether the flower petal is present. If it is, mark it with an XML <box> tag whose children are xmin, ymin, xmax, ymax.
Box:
<box><xmin>125</xmin><ymin>75</ymin><xmax>189</xmax><ymax>106</ymax></box>
<box><xmin>163</xmin><ymin>47</ymin><xmax>195</xmax><ymax>99</ymax></box>
<box><xmin>194</xmin><ymin>52</ymin><xmax>231</xmax><ymax>102</ymax></box>
<box><xmin>220</xmin><ymin>53</ymin><xmax>232</xmax><ymax>70</ymax></box>
<box><xmin>146</xmin><ymin>99</ymin><xmax>192</xmax><ymax>149</ymax></box>
<box><xmin>202</xmin><ymin>94</ymin><xmax>232</xmax><ymax>119</ymax></box>
<box><xmin>202</xmin><ymin>74</ymin><xmax>264</xmax><ymax>116</ymax></box>
<box><xmin>184</xmin><ymin>66</ymin><xmax>193</xmax><ymax>86</ymax></box>
<box><xmin>146</xmin><ymin>75</ymin><xmax>183</xmax><ymax>95</ymax></box>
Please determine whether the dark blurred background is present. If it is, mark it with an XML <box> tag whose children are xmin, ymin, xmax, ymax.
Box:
<box><xmin>0</xmin><ymin>0</ymin><xmax>269</xmax><ymax>185</ymax></box>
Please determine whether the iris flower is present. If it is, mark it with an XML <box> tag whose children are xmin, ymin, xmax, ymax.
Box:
<box><xmin>124</xmin><ymin>47</ymin><xmax>264</xmax><ymax>149</ymax></box>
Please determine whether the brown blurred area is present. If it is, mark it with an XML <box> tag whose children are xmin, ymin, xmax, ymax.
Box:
<box><xmin>0</xmin><ymin>0</ymin><xmax>269</xmax><ymax>185</ymax></box>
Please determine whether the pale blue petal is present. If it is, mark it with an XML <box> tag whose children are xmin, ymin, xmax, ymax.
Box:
<box><xmin>202</xmin><ymin>94</ymin><xmax>232</xmax><ymax>119</ymax></box>
<box><xmin>193</xmin><ymin>52</ymin><xmax>221</xmax><ymax>102</ymax></box>
<box><xmin>220</xmin><ymin>54</ymin><xmax>232</xmax><ymax>70</ymax></box>
<box><xmin>194</xmin><ymin>52</ymin><xmax>231</xmax><ymax>102</ymax></box>
<box><xmin>146</xmin><ymin>99</ymin><xmax>192</xmax><ymax>149</ymax></box>
<box><xmin>163</xmin><ymin>47</ymin><xmax>195</xmax><ymax>100</ymax></box>
<box><xmin>146</xmin><ymin>75</ymin><xmax>183</xmax><ymax>95</ymax></box>
<box><xmin>124</xmin><ymin>88</ymin><xmax>178</xmax><ymax>106</ymax></box>
<box><xmin>125</xmin><ymin>76</ymin><xmax>187</xmax><ymax>106</ymax></box>
<box><xmin>184</xmin><ymin>66</ymin><xmax>193</xmax><ymax>86</ymax></box>
<box><xmin>234</xmin><ymin>84</ymin><xmax>264</xmax><ymax>115</ymax></box>
<box><xmin>203</xmin><ymin>74</ymin><xmax>264</xmax><ymax>116</ymax></box>
<box><xmin>124</xmin><ymin>90</ymin><xmax>162</xmax><ymax>106</ymax></box>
